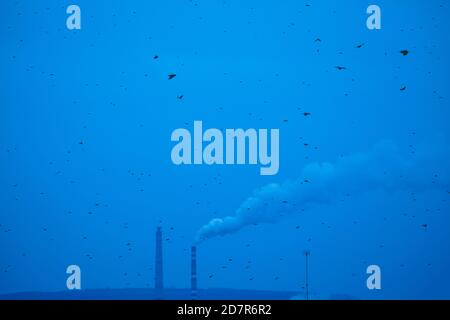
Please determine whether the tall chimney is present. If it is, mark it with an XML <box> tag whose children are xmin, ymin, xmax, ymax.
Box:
<box><xmin>154</xmin><ymin>226</ymin><xmax>164</xmax><ymax>294</ymax></box>
<box><xmin>191</xmin><ymin>246</ymin><xmax>197</xmax><ymax>299</ymax></box>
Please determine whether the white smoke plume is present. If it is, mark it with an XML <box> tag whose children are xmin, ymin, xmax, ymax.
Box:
<box><xmin>195</xmin><ymin>140</ymin><xmax>449</xmax><ymax>243</ymax></box>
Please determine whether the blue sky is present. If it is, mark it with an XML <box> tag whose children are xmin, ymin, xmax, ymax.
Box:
<box><xmin>1</xmin><ymin>0</ymin><xmax>449</xmax><ymax>299</ymax></box>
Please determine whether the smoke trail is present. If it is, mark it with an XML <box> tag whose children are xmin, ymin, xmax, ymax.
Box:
<box><xmin>195</xmin><ymin>140</ymin><xmax>449</xmax><ymax>243</ymax></box>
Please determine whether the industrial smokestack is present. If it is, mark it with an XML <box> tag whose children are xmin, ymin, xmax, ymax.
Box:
<box><xmin>191</xmin><ymin>246</ymin><xmax>197</xmax><ymax>299</ymax></box>
<box><xmin>155</xmin><ymin>226</ymin><xmax>164</xmax><ymax>294</ymax></box>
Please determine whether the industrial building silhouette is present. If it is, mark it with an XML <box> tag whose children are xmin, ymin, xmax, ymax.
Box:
<box><xmin>150</xmin><ymin>226</ymin><xmax>301</xmax><ymax>300</ymax></box>
<box><xmin>154</xmin><ymin>226</ymin><xmax>198</xmax><ymax>299</ymax></box>
<box><xmin>0</xmin><ymin>227</ymin><xmax>302</xmax><ymax>300</ymax></box>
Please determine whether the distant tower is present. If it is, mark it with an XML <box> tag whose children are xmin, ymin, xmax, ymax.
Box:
<box><xmin>154</xmin><ymin>227</ymin><xmax>164</xmax><ymax>292</ymax></box>
<box><xmin>304</xmin><ymin>250</ymin><xmax>310</xmax><ymax>300</ymax></box>
<box><xmin>191</xmin><ymin>246</ymin><xmax>197</xmax><ymax>299</ymax></box>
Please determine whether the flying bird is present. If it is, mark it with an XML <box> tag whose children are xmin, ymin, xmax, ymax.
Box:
<box><xmin>168</xmin><ymin>74</ymin><xmax>177</xmax><ymax>80</ymax></box>
<box><xmin>400</xmin><ymin>50</ymin><xmax>409</xmax><ymax>56</ymax></box>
